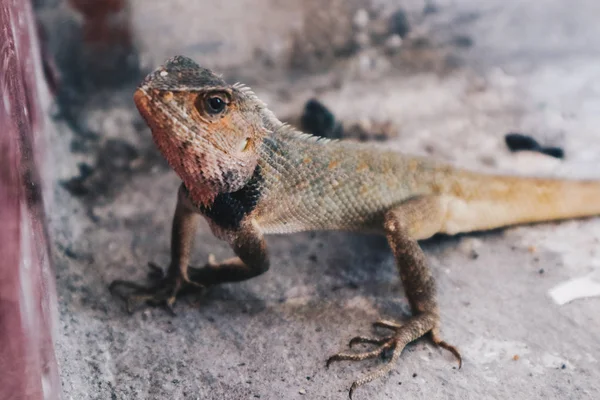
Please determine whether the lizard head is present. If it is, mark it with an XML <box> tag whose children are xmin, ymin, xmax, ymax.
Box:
<box><xmin>134</xmin><ymin>55</ymin><xmax>267</xmax><ymax>206</ymax></box>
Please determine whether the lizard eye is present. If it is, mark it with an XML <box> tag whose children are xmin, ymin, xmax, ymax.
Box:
<box><xmin>194</xmin><ymin>91</ymin><xmax>230</xmax><ymax>118</ymax></box>
<box><xmin>205</xmin><ymin>96</ymin><xmax>226</xmax><ymax>114</ymax></box>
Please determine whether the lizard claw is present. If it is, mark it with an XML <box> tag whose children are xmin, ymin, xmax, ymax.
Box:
<box><xmin>327</xmin><ymin>315</ymin><xmax>461</xmax><ymax>398</ymax></box>
<box><xmin>109</xmin><ymin>262</ymin><xmax>205</xmax><ymax>313</ymax></box>
<box><xmin>348</xmin><ymin>335</ymin><xmax>393</xmax><ymax>348</ymax></box>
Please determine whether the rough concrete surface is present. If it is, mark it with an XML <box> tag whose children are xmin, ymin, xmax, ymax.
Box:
<box><xmin>40</xmin><ymin>0</ymin><xmax>600</xmax><ymax>399</ymax></box>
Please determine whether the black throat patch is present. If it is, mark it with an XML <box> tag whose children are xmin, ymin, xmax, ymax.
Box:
<box><xmin>193</xmin><ymin>164</ymin><xmax>264</xmax><ymax>230</ymax></box>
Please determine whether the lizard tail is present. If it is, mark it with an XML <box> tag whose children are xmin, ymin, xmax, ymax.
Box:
<box><xmin>440</xmin><ymin>172</ymin><xmax>600</xmax><ymax>235</ymax></box>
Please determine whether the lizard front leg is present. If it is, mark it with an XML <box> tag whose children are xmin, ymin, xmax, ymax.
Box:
<box><xmin>110</xmin><ymin>189</ymin><xmax>269</xmax><ymax>313</ymax></box>
<box><xmin>327</xmin><ymin>196</ymin><xmax>461</xmax><ymax>398</ymax></box>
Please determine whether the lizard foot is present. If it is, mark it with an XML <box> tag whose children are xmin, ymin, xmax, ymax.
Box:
<box><xmin>326</xmin><ymin>317</ymin><xmax>461</xmax><ymax>399</ymax></box>
<box><xmin>109</xmin><ymin>262</ymin><xmax>205</xmax><ymax>314</ymax></box>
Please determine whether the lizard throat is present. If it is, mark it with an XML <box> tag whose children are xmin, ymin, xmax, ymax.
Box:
<box><xmin>149</xmin><ymin>128</ymin><xmax>220</xmax><ymax>207</ymax></box>
<box><xmin>185</xmin><ymin>183</ymin><xmax>218</xmax><ymax>207</ymax></box>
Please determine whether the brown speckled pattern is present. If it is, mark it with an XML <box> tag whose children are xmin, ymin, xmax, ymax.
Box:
<box><xmin>253</xmin><ymin>132</ymin><xmax>441</xmax><ymax>234</ymax></box>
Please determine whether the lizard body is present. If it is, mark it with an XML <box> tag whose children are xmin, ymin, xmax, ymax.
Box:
<box><xmin>111</xmin><ymin>56</ymin><xmax>600</xmax><ymax>397</ymax></box>
<box><xmin>248</xmin><ymin>132</ymin><xmax>600</xmax><ymax>238</ymax></box>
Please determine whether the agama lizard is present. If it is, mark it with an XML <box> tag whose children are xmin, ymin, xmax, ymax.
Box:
<box><xmin>111</xmin><ymin>55</ymin><xmax>600</xmax><ymax>397</ymax></box>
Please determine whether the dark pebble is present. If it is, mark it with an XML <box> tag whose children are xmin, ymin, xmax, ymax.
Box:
<box><xmin>389</xmin><ymin>9</ymin><xmax>411</xmax><ymax>38</ymax></box>
<box><xmin>505</xmin><ymin>133</ymin><xmax>565</xmax><ymax>159</ymax></box>
<box><xmin>505</xmin><ymin>133</ymin><xmax>541</xmax><ymax>152</ymax></box>
<box><xmin>540</xmin><ymin>147</ymin><xmax>565</xmax><ymax>159</ymax></box>
<box><xmin>300</xmin><ymin>99</ymin><xmax>342</xmax><ymax>139</ymax></box>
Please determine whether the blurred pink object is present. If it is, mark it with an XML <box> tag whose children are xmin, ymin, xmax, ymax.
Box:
<box><xmin>0</xmin><ymin>0</ymin><xmax>61</xmax><ymax>399</ymax></box>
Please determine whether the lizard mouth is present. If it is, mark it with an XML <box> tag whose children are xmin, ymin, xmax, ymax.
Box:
<box><xmin>133</xmin><ymin>87</ymin><xmax>154</xmax><ymax>127</ymax></box>
<box><xmin>133</xmin><ymin>87</ymin><xmax>148</xmax><ymax>109</ymax></box>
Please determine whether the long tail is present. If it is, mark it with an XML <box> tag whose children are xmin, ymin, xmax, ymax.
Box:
<box><xmin>439</xmin><ymin>171</ymin><xmax>600</xmax><ymax>235</ymax></box>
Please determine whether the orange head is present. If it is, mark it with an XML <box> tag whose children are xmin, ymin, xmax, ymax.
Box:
<box><xmin>134</xmin><ymin>56</ymin><xmax>268</xmax><ymax>206</ymax></box>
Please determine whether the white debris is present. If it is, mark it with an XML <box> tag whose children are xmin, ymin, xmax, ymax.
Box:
<box><xmin>549</xmin><ymin>274</ymin><xmax>600</xmax><ymax>305</ymax></box>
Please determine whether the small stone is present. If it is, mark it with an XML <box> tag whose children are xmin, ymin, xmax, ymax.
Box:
<box><xmin>299</xmin><ymin>388</ymin><xmax>306</xmax><ymax>395</ymax></box>
<box><xmin>458</xmin><ymin>238</ymin><xmax>483</xmax><ymax>258</ymax></box>
<box><xmin>353</xmin><ymin>9</ymin><xmax>369</xmax><ymax>30</ymax></box>
<box><xmin>159</xmin><ymin>70</ymin><xmax>168</xmax><ymax>77</ymax></box>
<box><xmin>513</xmin><ymin>354</ymin><xmax>520</xmax><ymax>361</ymax></box>
<box><xmin>385</xmin><ymin>34</ymin><xmax>403</xmax><ymax>52</ymax></box>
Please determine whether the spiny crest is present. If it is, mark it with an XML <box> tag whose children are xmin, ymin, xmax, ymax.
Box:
<box><xmin>232</xmin><ymin>82</ymin><xmax>250</xmax><ymax>92</ymax></box>
<box><xmin>232</xmin><ymin>82</ymin><xmax>268</xmax><ymax>107</ymax></box>
<box><xmin>231</xmin><ymin>80</ymin><xmax>335</xmax><ymax>145</ymax></box>
<box><xmin>274</xmin><ymin>123</ymin><xmax>335</xmax><ymax>145</ymax></box>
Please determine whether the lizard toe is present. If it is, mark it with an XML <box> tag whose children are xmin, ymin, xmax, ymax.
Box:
<box><xmin>328</xmin><ymin>313</ymin><xmax>460</xmax><ymax>397</ymax></box>
<box><xmin>109</xmin><ymin>265</ymin><xmax>203</xmax><ymax>313</ymax></box>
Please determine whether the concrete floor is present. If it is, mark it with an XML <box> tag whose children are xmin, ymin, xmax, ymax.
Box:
<box><xmin>44</xmin><ymin>0</ymin><xmax>600</xmax><ymax>399</ymax></box>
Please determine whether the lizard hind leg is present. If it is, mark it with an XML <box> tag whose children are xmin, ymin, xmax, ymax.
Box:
<box><xmin>326</xmin><ymin>196</ymin><xmax>461</xmax><ymax>398</ymax></box>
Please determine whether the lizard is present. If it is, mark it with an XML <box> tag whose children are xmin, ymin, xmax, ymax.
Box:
<box><xmin>110</xmin><ymin>55</ymin><xmax>600</xmax><ymax>398</ymax></box>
